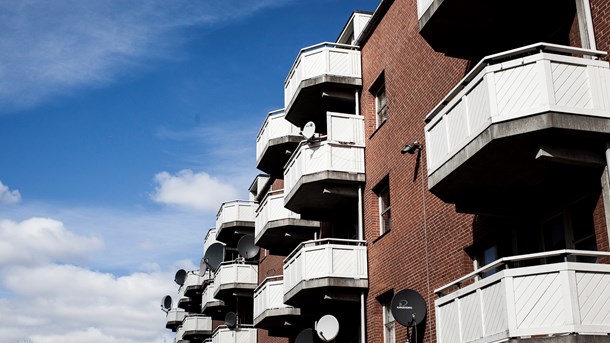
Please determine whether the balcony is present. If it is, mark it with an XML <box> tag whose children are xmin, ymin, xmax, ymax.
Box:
<box><xmin>166</xmin><ymin>308</ymin><xmax>186</xmax><ymax>331</ymax></box>
<box><xmin>417</xmin><ymin>0</ymin><xmax>577</xmax><ymax>58</ymax></box>
<box><xmin>215</xmin><ymin>200</ymin><xmax>256</xmax><ymax>245</ymax></box>
<box><xmin>256</xmin><ymin>109</ymin><xmax>303</xmax><ymax>178</ymax></box>
<box><xmin>184</xmin><ymin>271</ymin><xmax>208</xmax><ymax>298</ymax></box>
<box><xmin>425</xmin><ymin>43</ymin><xmax>610</xmax><ymax>215</ymax></box>
<box><xmin>201</xmin><ymin>281</ymin><xmax>226</xmax><ymax>317</ymax></box>
<box><xmin>177</xmin><ymin>280</ymin><xmax>201</xmax><ymax>313</ymax></box>
<box><xmin>283</xmin><ymin>112</ymin><xmax>365</xmax><ymax>220</ymax></box>
<box><xmin>283</xmin><ymin>239</ymin><xmax>368</xmax><ymax>307</ymax></box>
<box><xmin>211</xmin><ymin>325</ymin><xmax>257</xmax><ymax>343</ymax></box>
<box><xmin>213</xmin><ymin>262</ymin><xmax>259</xmax><ymax>300</ymax></box>
<box><xmin>182</xmin><ymin>315</ymin><xmax>213</xmax><ymax>340</ymax></box>
<box><xmin>435</xmin><ymin>250</ymin><xmax>610</xmax><ymax>343</ymax></box>
<box><xmin>175</xmin><ymin>326</ymin><xmax>187</xmax><ymax>343</ymax></box>
<box><xmin>204</xmin><ymin>228</ymin><xmax>218</xmax><ymax>253</ymax></box>
<box><xmin>254</xmin><ymin>276</ymin><xmax>302</xmax><ymax>335</ymax></box>
<box><xmin>255</xmin><ymin>190</ymin><xmax>319</xmax><ymax>255</ymax></box>
<box><xmin>284</xmin><ymin>43</ymin><xmax>362</xmax><ymax>129</ymax></box>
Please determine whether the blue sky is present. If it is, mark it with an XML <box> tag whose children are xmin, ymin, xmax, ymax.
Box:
<box><xmin>0</xmin><ymin>0</ymin><xmax>379</xmax><ymax>342</ymax></box>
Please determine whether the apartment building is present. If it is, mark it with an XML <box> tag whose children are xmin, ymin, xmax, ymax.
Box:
<box><xmin>164</xmin><ymin>0</ymin><xmax>610</xmax><ymax>342</ymax></box>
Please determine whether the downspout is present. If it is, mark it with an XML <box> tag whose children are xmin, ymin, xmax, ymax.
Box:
<box><xmin>576</xmin><ymin>0</ymin><xmax>597</xmax><ymax>50</ymax></box>
<box><xmin>603</xmin><ymin>144</ymin><xmax>610</xmax><ymax>248</ymax></box>
<box><xmin>356</xmin><ymin>87</ymin><xmax>366</xmax><ymax>343</ymax></box>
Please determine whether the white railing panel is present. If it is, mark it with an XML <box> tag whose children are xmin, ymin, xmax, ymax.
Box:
<box><xmin>216</xmin><ymin>201</ymin><xmax>256</xmax><ymax>230</ymax></box>
<box><xmin>255</xmin><ymin>192</ymin><xmax>302</xmax><ymax>237</ymax></box>
<box><xmin>201</xmin><ymin>282</ymin><xmax>221</xmax><ymax>309</ymax></box>
<box><xmin>183</xmin><ymin>315</ymin><xmax>213</xmax><ymax>332</ymax></box>
<box><xmin>284</xmin><ymin>43</ymin><xmax>361</xmax><ymax>107</ymax></box>
<box><xmin>256</xmin><ymin>110</ymin><xmax>301</xmax><ymax>162</ymax></box>
<box><xmin>435</xmin><ymin>255</ymin><xmax>610</xmax><ymax>343</ymax></box>
<box><xmin>166</xmin><ymin>309</ymin><xmax>186</xmax><ymax>324</ymax></box>
<box><xmin>254</xmin><ymin>278</ymin><xmax>293</xmax><ymax>319</ymax></box>
<box><xmin>204</xmin><ymin>228</ymin><xmax>218</xmax><ymax>253</ymax></box>
<box><xmin>417</xmin><ymin>0</ymin><xmax>434</xmax><ymax>19</ymax></box>
<box><xmin>327</xmin><ymin>112</ymin><xmax>365</xmax><ymax>144</ymax></box>
<box><xmin>214</xmin><ymin>263</ymin><xmax>259</xmax><ymax>290</ymax></box>
<box><xmin>184</xmin><ymin>272</ymin><xmax>204</xmax><ymax>289</ymax></box>
<box><xmin>425</xmin><ymin>44</ymin><xmax>610</xmax><ymax>176</ymax></box>
<box><xmin>212</xmin><ymin>327</ymin><xmax>257</xmax><ymax>343</ymax></box>
<box><xmin>576</xmin><ymin>272</ymin><xmax>610</xmax><ymax>325</ymax></box>
<box><xmin>284</xmin><ymin>140</ymin><xmax>365</xmax><ymax>195</ymax></box>
<box><xmin>283</xmin><ymin>240</ymin><xmax>367</xmax><ymax>295</ymax></box>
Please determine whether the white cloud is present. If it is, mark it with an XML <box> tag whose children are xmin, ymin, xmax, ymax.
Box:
<box><xmin>152</xmin><ymin>169</ymin><xmax>240</xmax><ymax>212</ymax></box>
<box><xmin>0</xmin><ymin>180</ymin><xmax>21</xmax><ymax>204</ymax></box>
<box><xmin>0</xmin><ymin>217</ymin><xmax>103</xmax><ymax>266</ymax></box>
<box><xmin>0</xmin><ymin>215</ymin><xmax>184</xmax><ymax>343</ymax></box>
<box><xmin>0</xmin><ymin>0</ymin><xmax>292</xmax><ymax>111</ymax></box>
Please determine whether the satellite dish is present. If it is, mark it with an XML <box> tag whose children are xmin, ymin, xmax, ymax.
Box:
<box><xmin>174</xmin><ymin>269</ymin><xmax>187</xmax><ymax>286</ymax></box>
<box><xmin>391</xmin><ymin>289</ymin><xmax>427</xmax><ymax>327</ymax></box>
<box><xmin>199</xmin><ymin>257</ymin><xmax>208</xmax><ymax>275</ymax></box>
<box><xmin>203</xmin><ymin>242</ymin><xmax>225</xmax><ymax>272</ymax></box>
<box><xmin>161</xmin><ymin>295</ymin><xmax>172</xmax><ymax>312</ymax></box>
<box><xmin>301</xmin><ymin>121</ymin><xmax>316</xmax><ymax>140</ymax></box>
<box><xmin>295</xmin><ymin>328</ymin><xmax>317</xmax><ymax>343</ymax></box>
<box><xmin>225</xmin><ymin>311</ymin><xmax>237</xmax><ymax>329</ymax></box>
<box><xmin>316</xmin><ymin>314</ymin><xmax>339</xmax><ymax>342</ymax></box>
<box><xmin>237</xmin><ymin>235</ymin><xmax>259</xmax><ymax>260</ymax></box>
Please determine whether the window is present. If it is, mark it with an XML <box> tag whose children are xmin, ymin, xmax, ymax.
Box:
<box><xmin>376</xmin><ymin>85</ymin><xmax>388</xmax><ymax>126</ymax></box>
<box><xmin>375</xmin><ymin>177</ymin><xmax>391</xmax><ymax>235</ymax></box>
<box><xmin>370</xmin><ymin>72</ymin><xmax>387</xmax><ymax>128</ymax></box>
<box><xmin>382</xmin><ymin>300</ymin><xmax>396</xmax><ymax>343</ymax></box>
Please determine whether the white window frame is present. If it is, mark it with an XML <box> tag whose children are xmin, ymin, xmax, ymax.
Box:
<box><xmin>378</xmin><ymin>183</ymin><xmax>391</xmax><ymax>235</ymax></box>
<box><xmin>383</xmin><ymin>301</ymin><xmax>396</xmax><ymax>343</ymax></box>
<box><xmin>375</xmin><ymin>84</ymin><xmax>388</xmax><ymax>127</ymax></box>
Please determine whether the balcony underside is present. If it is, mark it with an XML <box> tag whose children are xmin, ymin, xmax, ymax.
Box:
<box><xmin>283</xmin><ymin>277</ymin><xmax>368</xmax><ymax>308</ymax></box>
<box><xmin>254</xmin><ymin>308</ymin><xmax>304</xmax><ymax>337</ymax></box>
<box><xmin>214</xmin><ymin>283</ymin><xmax>257</xmax><ymax>301</ymax></box>
<box><xmin>202</xmin><ymin>301</ymin><xmax>228</xmax><ymax>320</ymax></box>
<box><xmin>285</xmin><ymin>77</ymin><xmax>361</xmax><ymax>129</ymax></box>
<box><xmin>165</xmin><ymin>320</ymin><xmax>182</xmax><ymax>331</ymax></box>
<box><xmin>419</xmin><ymin>0</ymin><xmax>575</xmax><ymax>58</ymax></box>
<box><xmin>178</xmin><ymin>297</ymin><xmax>202</xmax><ymax>313</ymax></box>
<box><xmin>216</xmin><ymin>222</ymin><xmax>254</xmax><ymax>246</ymax></box>
<box><xmin>183</xmin><ymin>330</ymin><xmax>213</xmax><ymax>341</ymax></box>
<box><xmin>184</xmin><ymin>285</ymin><xmax>204</xmax><ymax>298</ymax></box>
<box><xmin>257</xmin><ymin>137</ymin><xmax>302</xmax><ymax>178</ymax></box>
<box><xmin>429</xmin><ymin>113</ymin><xmax>609</xmax><ymax>215</ymax></box>
<box><xmin>284</xmin><ymin>171</ymin><xmax>365</xmax><ymax>220</ymax></box>
<box><xmin>255</xmin><ymin>219</ymin><xmax>319</xmax><ymax>255</ymax></box>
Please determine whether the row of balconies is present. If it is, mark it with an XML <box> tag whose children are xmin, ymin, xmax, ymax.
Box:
<box><xmin>170</xmin><ymin>314</ymin><xmax>256</xmax><ymax>343</ymax></box>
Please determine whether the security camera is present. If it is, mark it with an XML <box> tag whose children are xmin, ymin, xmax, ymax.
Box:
<box><xmin>401</xmin><ymin>141</ymin><xmax>422</xmax><ymax>154</ymax></box>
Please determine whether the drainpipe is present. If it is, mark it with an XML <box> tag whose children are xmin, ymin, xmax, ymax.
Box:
<box><xmin>576</xmin><ymin>0</ymin><xmax>597</xmax><ymax>51</ymax></box>
<box><xmin>358</xmin><ymin>185</ymin><xmax>366</xmax><ymax>343</ymax></box>
<box><xmin>356</xmin><ymin>88</ymin><xmax>366</xmax><ymax>343</ymax></box>
<box><xmin>604</xmin><ymin>144</ymin><xmax>610</xmax><ymax>247</ymax></box>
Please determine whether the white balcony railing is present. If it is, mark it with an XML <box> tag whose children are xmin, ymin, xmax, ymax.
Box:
<box><xmin>201</xmin><ymin>282</ymin><xmax>223</xmax><ymax>310</ymax></box>
<box><xmin>284</xmin><ymin>112</ymin><xmax>365</xmax><ymax>196</ymax></box>
<box><xmin>284</xmin><ymin>42</ymin><xmax>361</xmax><ymax>107</ymax></box>
<box><xmin>184</xmin><ymin>272</ymin><xmax>205</xmax><ymax>291</ymax></box>
<box><xmin>213</xmin><ymin>262</ymin><xmax>259</xmax><ymax>296</ymax></box>
<box><xmin>255</xmin><ymin>190</ymin><xmax>303</xmax><ymax>237</ymax></box>
<box><xmin>425</xmin><ymin>43</ymin><xmax>610</xmax><ymax>176</ymax></box>
<box><xmin>166</xmin><ymin>308</ymin><xmax>186</xmax><ymax>326</ymax></box>
<box><xmin>175</xmin><ymin>326</ymin><xmax>185</xmax><ymax>343</ymax></box>
<box><xmin>211</xmin><ymin>325</ymin><xmax>257</xmax><ymax>343</ymax></box>
<box><xmin>283</xmin><ymin>239</ymin><xmax>368</xmax><ymax>295</ymax></box>
<box><xmin>256</xmin><ymin>109</ymin><xmax>301</xmax><ymax>161</ymax></box>
<box><xmin>216</xmin><ymin>200</ymin><xmax>256</xmax><ymax>230</ymax></box>
<box><xmin>253</xmin><ymin>276</ymin><xmax>296</xmax><ymax>321</ymax></box>
<box><xmin>435</xmin><ymin>250</ymin><xmax>610</xmax><ymax>343</ymax></box>
<box><xmin>183</xmin><ymin>315</ymin><xmax>213</xmax><ymax>335</ymax></box>
<box><xmin>204</xmin><ymin>228</ymin><xmax>218</xmax><ymax>253</ymax></box>
<box><xmin>417</xmin><ymin>0</ymin><xmax>434</xmax><ymax>19</ymax></box>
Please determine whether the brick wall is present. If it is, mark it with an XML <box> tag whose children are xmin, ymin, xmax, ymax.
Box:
<box><xmin>591</xmin><ymin>0</ymin><xmax>610</xmax><ymax>61</ymax></box>
<box><xmin>360</xmin><ymin>1</ymin><xmax>472</xmax><ymax>342</ymax></box>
